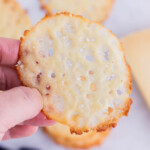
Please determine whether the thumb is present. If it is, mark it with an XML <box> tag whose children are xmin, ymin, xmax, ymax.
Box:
<box><xmin>0</xmin><ymin>86</ymin><xmax>42</xmax><ymax>139</ymax></box>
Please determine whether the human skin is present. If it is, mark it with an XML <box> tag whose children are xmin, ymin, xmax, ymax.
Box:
<box><xmin>0</xmin><ymin>38</ymin><xmax>55</xmax><ymax>141</ymax></box>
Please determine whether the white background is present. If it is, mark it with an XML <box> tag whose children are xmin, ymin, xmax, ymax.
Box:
<box><xmin>1</xmin><ymin>0</ymin><xmax>150</xmax><ymax>149</ymax></box>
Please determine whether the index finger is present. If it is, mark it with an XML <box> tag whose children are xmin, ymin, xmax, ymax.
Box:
<box><xmin>0</xmin><ymin>38</ymin><xmax>20</xmax><ymax>66</ymax></box>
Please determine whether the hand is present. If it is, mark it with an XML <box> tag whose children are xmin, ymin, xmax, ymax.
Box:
<box><xmin>0</xmin><ymin>38</ymin><xmax>55</xmax><ymax>141</ymax></box>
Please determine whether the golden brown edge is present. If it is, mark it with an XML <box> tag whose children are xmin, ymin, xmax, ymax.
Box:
<box><xmin>43</xmin><ymin>127</ymin><xmax>110</xmax><ymax>149</ymax></box>
<box><xmin>16</xmin><ymin>12</ymin><xmax>132</xmax><ymax>135</ymax></box>
<box><xmin>39</xmin><ymin>0</ymin><xmax>114</xmax><ymax>23</ymax></box>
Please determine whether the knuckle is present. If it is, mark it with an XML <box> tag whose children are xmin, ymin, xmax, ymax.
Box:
<box><xmin>0</xmin><ymin>67</ymin><xmax>7</xmax><ymax>90</ymax></box>
<box><xmin>0</xmin><ymin>44</ymin><xmax>3</xmax><ymax>65</ymax></box>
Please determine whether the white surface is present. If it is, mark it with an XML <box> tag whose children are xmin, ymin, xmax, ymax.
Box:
<box><xmin>1</xmin><ymin>0</ymin><xmax>150</xmax><ymax>150</ymax></box>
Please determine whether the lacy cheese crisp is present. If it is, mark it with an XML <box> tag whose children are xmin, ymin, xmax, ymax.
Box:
<box><xmin>40</xmin><ymin>0</ymin><xmax>114</xmax><ymax>22</ymax></box>
<box><xmin>44</xmin><ymin>123</ymin><xmax>110</xmax><ymax>148</ymax></box>
<box><xmin>0</xmin><ymin>0</ymin><xmax>31</xmax><ymax>39</ymax></box>
<box><xmin>17</xmin><ymin>13</ymin><xmax>132</xmax><ymax>134</ymax></box>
